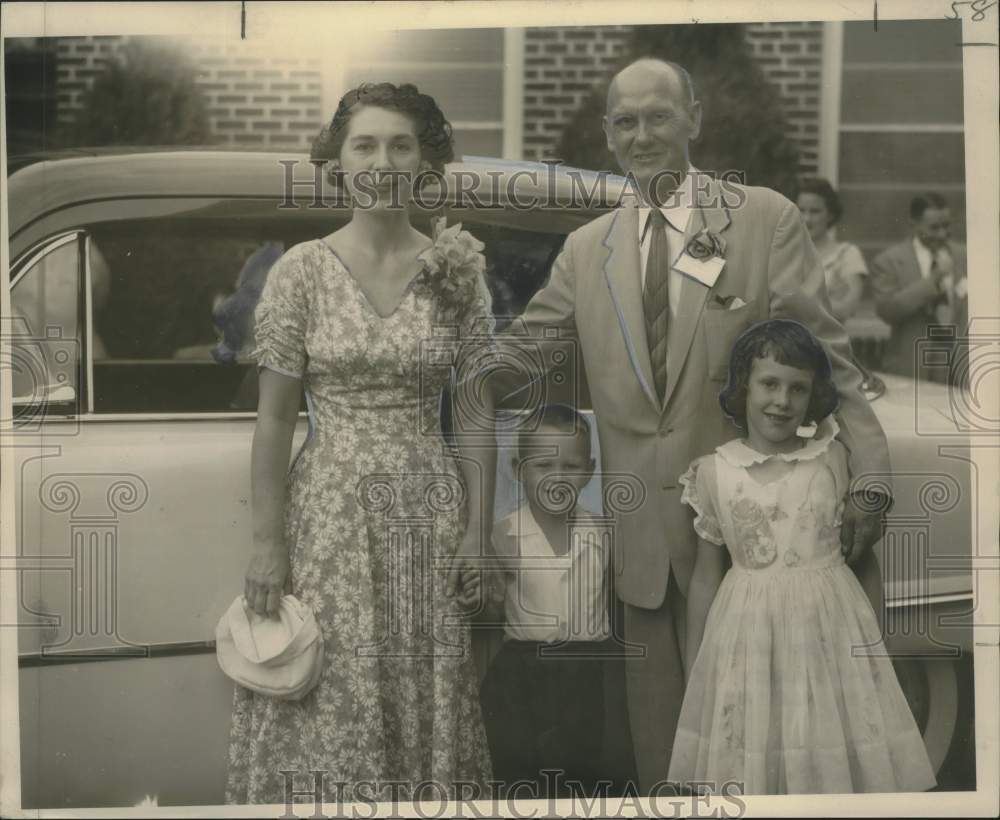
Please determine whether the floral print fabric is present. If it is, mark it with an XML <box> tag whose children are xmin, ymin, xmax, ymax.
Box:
<box><xmin>225</xmin><ymin>239</ymin><xmax>492</xmax><ymax>805</ymax></box>
<box><xmin>670</xmin><ymin>419</ymin><xmax>936</xmax><ymax>794</ymax></box>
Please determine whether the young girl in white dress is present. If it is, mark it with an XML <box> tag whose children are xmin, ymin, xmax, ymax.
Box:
<box><xmin>667</xmin><ymin>319</ymin><xmax>936</xmax><ymax>795</ymax></box>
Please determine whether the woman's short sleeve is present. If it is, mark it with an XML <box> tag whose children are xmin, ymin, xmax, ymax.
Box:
<box><xmin>459</xmin><ymin>271</ymin><xmax>496</xmax><ymax>341</ymax></box>
<box><xmin>679</xmin><ymin>455</ymin><xmax>725</xmax><ymax>546</ymax></box>
<box><xmin>841</xmin><ymin>243</ymin><xmax>869</xmax><ymax>278</ymax></box>
<box><xmin>251</xmin><ymin>245</ymin><xmax>311</xmax><ymax>378</ymax></box>
<box><xmin>454</xmin><ymin>272</ymin><xmax>499</xmax><ymax>395</ymax></box>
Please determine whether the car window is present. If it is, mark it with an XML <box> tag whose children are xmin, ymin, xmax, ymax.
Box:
<box><xmin>472</xmin><ymin>220</ymin><xmax>589</xmax><ymax>410</ymax></box>
<box><xmin>9</xmin><ymin>235</ymin><xmax>82</xmax><ymax>416</ymax></box>
<box><xmin>89</xmin><ymin>227</ymin><xmax>290</xmax><ymax>414</ymax></box>
<box><xmin>83</xmin><ymin>218</ymin><xmax>583</xmax><ymax>415</ymax></box>
<box><xmin>438</xmin><ymin>218</ymin><xmax>592</xmax><ymax>427</ymax></box>
<box><xmin>471</xmin><ymin>223</ymin><xmax>566</xmax><ymax>331</ymax></box>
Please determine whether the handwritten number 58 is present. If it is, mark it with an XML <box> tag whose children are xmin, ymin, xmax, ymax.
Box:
<box><xmin>947</xmin><ymin>0</ymin><xmax>998</xmax><ymax>21</ymax></box>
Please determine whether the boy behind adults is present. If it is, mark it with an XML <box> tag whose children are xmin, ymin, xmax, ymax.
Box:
<box><xmin>479</xmin><ymin>404</ymin><xmax>613</xmax><ymax>799</ymax></box>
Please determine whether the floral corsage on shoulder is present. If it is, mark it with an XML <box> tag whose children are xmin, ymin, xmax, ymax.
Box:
<box><xmin>418</xmin><ymin>216</ymin><xmax>487</xmax><ymax>304</ymax></box>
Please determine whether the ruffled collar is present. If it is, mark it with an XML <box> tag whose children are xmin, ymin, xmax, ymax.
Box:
<box><xmin>717</xmin><ymin>415</ymin><xmax>840</xmax><ymax>468</ymax></box>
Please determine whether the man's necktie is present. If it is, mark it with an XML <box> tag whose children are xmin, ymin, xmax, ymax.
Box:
<box><xmin>643</xmin><ymin>209</ymin><xmax>670</xmax><ymax>403</ymax></box>
<box><xmin>930</xmin><ymin>252</ymin><xmax>954</xmax><ymax>325</ymax></box>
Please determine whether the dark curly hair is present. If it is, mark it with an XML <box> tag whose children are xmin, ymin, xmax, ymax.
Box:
<box><xmin>310</xmin><ymin>82</ymin><xmax>454</xmax><ymax>178</ymax></box>
<box><xmin>719</xmin><ymin>319</ymin><xmax>839</xmax><ymax>431</ymax></box>
<box><xmin>796</xmin><ymin>177</ymin><xmax>843</xmax><ymax>227</ymax></box>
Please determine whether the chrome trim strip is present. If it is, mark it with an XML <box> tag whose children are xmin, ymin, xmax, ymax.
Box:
<box><xmin>14</xmin><ymin>407</ymin><xmax>590</xmax><ymax>424</ymax></box>
<box><xmin>5</xmin><ymin>413</ymin><xmax>263</xmax><ymax>425</ymax></box>
<box><xmin>886</xmin><ymin>591</ymin><xmax>974</xmax><ymax>609</ymax></box>
<box><xmin>84</xmin><ymin>234</ymin><xmax>95</xmax><ymax>413</ymax></box>
<box><xmin>78</xmin><ymin>412</ymin><xmax>264</xmax><ymax>422</ymax></box>
<box><xmin>8</xmin><ymin>231</ymin><xmax>80</xmax><ymax>290</ymax></box>
<box><xmin>17</xmin><ymin>639</ymin><xmax>217</xmax><ymax>668</ymax></box>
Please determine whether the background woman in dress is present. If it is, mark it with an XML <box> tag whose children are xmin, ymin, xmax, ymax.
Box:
<box><xmin>226</xmin><ymin>83</ymin><xmax>494</xmax><ymax>805</ymax></box>
<box><xmin>796</xmin><ymin>177</ymin><xmax>869</xmax><ymax>323</ymax></box>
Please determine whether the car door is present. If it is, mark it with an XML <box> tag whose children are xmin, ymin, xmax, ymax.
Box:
<box><xmin>13</xmin><ymin>220</ymin><xmax>308</xmax><ymax>808</ymax></box>
<box><xmin>10</xmin><ymin>206</ymin><xmax>591</xmax><ymax>807</ymax></box>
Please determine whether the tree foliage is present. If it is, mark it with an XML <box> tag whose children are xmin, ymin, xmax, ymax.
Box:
<box><xmin>555</xmin><ymin>25</ymin><xmax>802</xmax><ymax>197</ymax></box>
<box><xmin>61</xmin><ymin>38</ymin><xmax>211</xmax><ymax>148</ymax></box>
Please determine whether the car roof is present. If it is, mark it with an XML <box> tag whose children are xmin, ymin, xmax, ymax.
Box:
<box><xmin>5</xmin><ymin>144</ymin><xmax>280</xmax><ymax>173</ymax></box>
<box><xmin>7</xmin><ymin>149</ymin><xmax>628</xmax><ymax>241</ymax></box>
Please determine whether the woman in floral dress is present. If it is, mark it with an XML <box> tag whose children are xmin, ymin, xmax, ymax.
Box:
<box><xmin>226</xmin><ymin>83</ymin><xmax>494</xmax><ymax>805</ymax></box>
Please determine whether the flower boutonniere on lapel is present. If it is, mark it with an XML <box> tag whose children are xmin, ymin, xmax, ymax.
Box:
<box><xmin>419</xmin><ymin>216</ymin><xmax>486</xmax><ymax>298</ymax></box>
<box><xmin>675</xmin><ymin>227</ymin><xmax>726</xmax><ymax>288</ymax></box>
<box><xmin>685</xmin><ymin>227</ymin><xmax>726</xmax><ymax>261</ymax></box>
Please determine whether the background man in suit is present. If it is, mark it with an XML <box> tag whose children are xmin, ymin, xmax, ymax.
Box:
<box><xmin>493</xmin><ymin>57</ymin><xmax>890</xmax><ymax>791</ymax></box>
<box><xmin>871</xmin><ymin>193</ymin><xmax>969</xmax><ymax>384</ymax></box>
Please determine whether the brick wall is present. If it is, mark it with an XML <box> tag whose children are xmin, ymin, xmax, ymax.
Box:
<box><xmin>51</xmin><ymin>27</ymin><xmax>824</xmax><ymax>165</ymax></box>
<box><xmin>53</xmin><ymin>36</ymin><xmax>325</xmax><ymax>150</ymax></box>
<box><xmin>521</xmin><ymin>23</ymin><xmax>824</xmax><ymax>173</ymax></box>
<box><xmin>522</xmin><ymin>27</ymin><xmax>631</xmax><ymax>162</ymax></box>
<box><xmin>55</xmin><ymin>36</ymin><xmax>128</xmax><ymax>126</ymax></box>
<box><xmin>744</xmin><ymin>21</ymin><xmax>824</xmax><ymax>176</ymax></box>
<box><xmin>183</xmin><ymin>39</ymin><xmax>323</xmax><ymax>149</ymax></box>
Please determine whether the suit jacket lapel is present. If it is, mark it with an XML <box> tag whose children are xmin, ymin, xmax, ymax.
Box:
<box><xmin>903</xmin><ymin>240</ymin><xmax>922</xmax><ymax>285</ymax></box>
<box><xmin>601</xmin><ymin>204</ymin><xmax>660</xmax><ymax>413</ymax></box>
<box><xmin>662</xmin><ymin>178</ymin><xmax>732</xmax><ymax>412</ymax></box>
<box><xmin>904</xmin><ymin>240</ymin><xmax>940</xmax><ymax>319</ymax></box>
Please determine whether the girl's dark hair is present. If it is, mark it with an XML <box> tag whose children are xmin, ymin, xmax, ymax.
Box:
<box><xmin>796</xmin><ymin>177</ymin><xmax>843</xmax><ymax>227</ymax></box>
<box><xmin>719</xmin><ymin>319</ymin><xmax>839</xmax><ymax>430</ymax></box>
<box><xmin>310</xmin><ymin>82</ymin><xmax>454</xmax><ymax>174</ymax></box>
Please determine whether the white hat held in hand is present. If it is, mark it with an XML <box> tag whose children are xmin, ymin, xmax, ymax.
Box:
<box><xmin>216</xmin><ymin>594</ymin><xmax>324</xmax><ymax>700</ymax></box>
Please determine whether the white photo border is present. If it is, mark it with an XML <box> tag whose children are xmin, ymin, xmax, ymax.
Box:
<box><xmin>1</xmin><ymin>1</ymin><xmax>997</xmax><ymax>817</ymax></box>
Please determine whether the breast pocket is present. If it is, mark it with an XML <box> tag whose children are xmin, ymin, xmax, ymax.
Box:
<box><xmin>703</xmin><ymin>299</ymin><xmax>758</xmax><ymax>382</ymax></box>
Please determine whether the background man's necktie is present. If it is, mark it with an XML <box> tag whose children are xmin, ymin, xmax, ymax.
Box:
<box><xmin>643</xmin><ymin>209</ymin><xmax>670</xmax><ymax>402</ymax></box>
<box><xmin>930</xmin><ymin>251</ymin><xmax>955</xmax><ymax>325</ymax></box>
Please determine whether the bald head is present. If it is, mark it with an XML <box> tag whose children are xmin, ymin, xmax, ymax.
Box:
<box><xmin>601</xmin><ymin>57</ymin><xmax>703</xmax><ymax>202</ymax></box>
<box><xmin>607</xmin><ymin>58</ymin><xmax>696</xmax><ymax>115</ymax></box>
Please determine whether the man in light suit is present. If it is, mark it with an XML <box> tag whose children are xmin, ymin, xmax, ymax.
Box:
<box><xmin>493</xmin><ymin>58</ymin><xmax>891</xmax><ymax>791</ymax></box>
<box><xmin>871</xmin><ymin>193</ymin><xmax>969</xmax><ymax>384</ymax></box>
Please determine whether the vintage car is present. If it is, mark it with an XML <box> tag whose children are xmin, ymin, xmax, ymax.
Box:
<box><xmin>4</xmin><ymin>150</ymin><xmax>977</xmax><ymax>808</ymax></box>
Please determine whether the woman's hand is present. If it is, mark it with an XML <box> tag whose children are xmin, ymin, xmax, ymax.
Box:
<box><xmin>447</xmin><ymin>529</ymin><xmax>483</xmax><ymax>602</ymax></box>
<box><xmin>456</xmin><ymin>567</ymin><xmax>483</xmax><ymax>613</ymax></box>
<box><xmin>244</xmin><ymin>546</ymin><xmax>290</xmax><ymax>617</ymax></box>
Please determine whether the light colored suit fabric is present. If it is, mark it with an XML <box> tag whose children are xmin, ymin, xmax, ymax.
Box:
<box><xmin>500</xmin><ymin>179</ymin><xmax>892</xmax><ymax>609</ymax></box>
<box><xmin>870</xmin><ymin>239</ymin><xmax>968</xmax><ymax>383</ymax></box>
